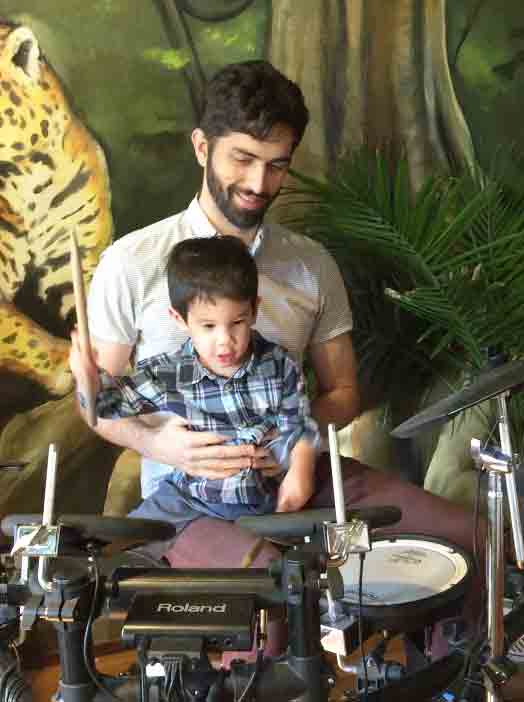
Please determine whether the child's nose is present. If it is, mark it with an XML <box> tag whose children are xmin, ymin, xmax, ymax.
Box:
<box><xmin>217</xmin><ymin>328</ymin><xmax>233</xmax><ymax>345</ymax></box>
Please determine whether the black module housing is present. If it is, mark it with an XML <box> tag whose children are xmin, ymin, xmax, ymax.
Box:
<box><xmin>122</xmin><ymin>594</ymin><xmax>256</xmax><ymax>651</ymax></box>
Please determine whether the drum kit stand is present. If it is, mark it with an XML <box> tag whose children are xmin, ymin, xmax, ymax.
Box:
<box><xmin>392</xmin><ymin>357</ymin><xmax>524</xmax><ymax>701</ymax></box>
<box><xmin>3</xmin><ymin>362</ymin><xmax>524</xmax><ymax>700</ymax></box>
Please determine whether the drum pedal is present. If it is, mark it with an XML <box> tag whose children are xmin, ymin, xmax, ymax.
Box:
<box><xmin>339</xmin><ymin>640</ymin><xmax>405</xmax><ymax>697</ymax></box>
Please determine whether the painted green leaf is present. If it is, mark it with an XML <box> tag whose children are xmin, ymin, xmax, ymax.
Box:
<box><xmin>142</xmin><ymin>47</ymin><xmax>191</xmax><ymax>71</ymax></box>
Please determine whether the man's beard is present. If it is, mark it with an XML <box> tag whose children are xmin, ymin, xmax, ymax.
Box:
<box><xmin>206</xmin><ymin>157</ymin><xmax>275</xmax><ymax>230</ymax></box>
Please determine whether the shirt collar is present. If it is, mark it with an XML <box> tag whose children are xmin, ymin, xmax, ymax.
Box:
<box><xmin>185</xmin><ymin>197</ymin><xmax>218</xmax><ymax>240</ymax></box>
<box><xmin>185</xmin><ymin>196</ymin><xmax>266</xmax><ymax>256</ymax></box>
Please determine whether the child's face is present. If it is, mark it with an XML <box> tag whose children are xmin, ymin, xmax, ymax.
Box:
<box><xmin>170</xmin><ymin>296</ymin><xmax>258</xmax><ymax>377</ymax></box>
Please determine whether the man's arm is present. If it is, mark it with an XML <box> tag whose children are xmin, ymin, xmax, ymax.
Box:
<box><xmin>87</xmin><ymin>338</ymin><xmax>271</xmax><ymax>477</ymax></box>
<box><xmin>92</xmin><ymin>337</ymin><xmax>134</xmax><ymax>376</ymax></box>
<box><xmin>308</xmin><ymin>332</ymin><xmax>360</xmax><ymax>433</ymax></box>
<box><xmin>81</xmin><ymin>337</ymin><xmax>162</xmax><ymax>453</ymax></box>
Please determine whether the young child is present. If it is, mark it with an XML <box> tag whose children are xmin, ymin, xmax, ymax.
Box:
<box><xmin>70</xmin><ymin>236</ymin><xmax>320</xmax><ymax>528</ymax></box>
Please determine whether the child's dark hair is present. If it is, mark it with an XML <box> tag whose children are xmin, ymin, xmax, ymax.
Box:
<box><xmin>167</xmin><ymin>236</ymin><xmax>258</xmax><ymax>320</ymax></box>
<box><xmin>200</xmin><ymin>60</ymin><xmax>309</xmax><ymax>150</ymax></box>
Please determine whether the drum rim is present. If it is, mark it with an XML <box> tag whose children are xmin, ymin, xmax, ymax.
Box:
<box><xmin>338</xmin><ymin>533</ymin><xmax>473</xmax><ymax>610</ymax></box>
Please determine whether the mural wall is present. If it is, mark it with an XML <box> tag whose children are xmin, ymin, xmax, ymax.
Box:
<box><xmin>0</xmin><ymin>0</ymin><xmax>522</xmax><ymax>517</ymax></box>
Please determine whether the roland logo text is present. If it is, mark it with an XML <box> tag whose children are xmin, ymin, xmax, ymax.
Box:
<box><xmin>156</xmin><ymin>602</ymin><xmax>227</xmax><ymax>613</ymax></box>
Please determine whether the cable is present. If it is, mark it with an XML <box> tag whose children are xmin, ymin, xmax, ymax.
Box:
<box><xmin>236</xmin><ymin>649</ymin><xmax>263</xmax><ymax>702</ymax></box>
<box><xmin>0</xmin><ymin>662</ymin><xmax>17</xmax><ymax>702</ymax></box>
<box><xmin>206</xmin><ymin>668</ymin><xmax>226</xmax><ymax>702</ymax></box>
<box><xmin>164</xmin><ymin>660</ymin><xmax>185</xmax><ymax>702</ymax></box>
<box><xmin>0</xmin><ymin>632</ymin><xmax>30</xmax><ymax>702</ymax></box>
<box><xmin>8</xmin><ymin>645</ymin><xmax>20</xmax><ymax>674</ymax></box>
<box><xmin>0</xmin><ymin>658</ymin><xmax>30</xmax><ymax>702</ymax></box>
<box><xmin>163</xmin><ymin>662</ymin><xmax>173</xmax><ymax>702</ymax></box>
<box><xmin>138</xmin><ymin>656</ymin><xmax>148</xmax><ymax>702</ymax></box>
<box><xmin>179</xmin><ymin>660</ymin><xmax>188</xmax><ymax>702</ymax></box>
<box><xmin>82</xmin><ymin>554</ymin><xmax>122</xmax><ymax>701</ymax></box>
<box><xmin>358</xmin><ymin>552</ymin><xmax>369</xmax><ymax>701</ymax></box>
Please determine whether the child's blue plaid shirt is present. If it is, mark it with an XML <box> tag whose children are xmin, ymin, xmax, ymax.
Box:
<box><xmin>96</xmin><ymin>331</ymin><xmax>320</xmax><ymax>504</ymax></box>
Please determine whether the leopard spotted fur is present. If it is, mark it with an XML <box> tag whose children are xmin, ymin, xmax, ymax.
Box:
<box><xmin>0</xmin><ymin>22</ymin><xmax>112</xmax><ymax>397</ymax></box>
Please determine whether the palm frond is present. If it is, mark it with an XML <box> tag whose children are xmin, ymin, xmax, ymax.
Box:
<box><xmin>281</xmin><ymin>147</ymin><xmax>524</xmax><ymax>415</ymax></box>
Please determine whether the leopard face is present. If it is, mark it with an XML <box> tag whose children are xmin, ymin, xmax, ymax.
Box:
<box><xmin>0</xmin><ymin>21</ymin><xmax>112</xmax><ymax>398</ymax></box>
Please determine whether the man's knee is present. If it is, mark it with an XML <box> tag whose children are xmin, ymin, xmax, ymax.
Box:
<box><xmin>164</xmin><ymin>518</ymin><xmax>282</xmax><ymax>569</ymax></box>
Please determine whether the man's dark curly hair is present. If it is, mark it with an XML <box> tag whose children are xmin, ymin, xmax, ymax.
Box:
<box><xmin>199</xmin><ymin>60</ymin><xmax>309</xmax><ymax>149</ymax></box>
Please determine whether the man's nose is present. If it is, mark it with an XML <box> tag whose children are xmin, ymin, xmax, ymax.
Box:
<box><xmin>245</xmin><ymin>162</ymin><xmax>268</xmax><ymax>194</ymax></box>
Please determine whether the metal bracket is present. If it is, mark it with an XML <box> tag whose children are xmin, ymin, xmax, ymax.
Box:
<box><xmin>471</xmin><ymin>438</ymin><xmax>513</xmax><ymax>475</ymax></box>
<box><xmin>12</xmin><ymin>524</ymin><xmax>61</xmax><ymax>557</ymax></box>
<box><xmin>323</xmin><ymin>519</ymin><xmax>371</xmax><ymax>567</ymax></box>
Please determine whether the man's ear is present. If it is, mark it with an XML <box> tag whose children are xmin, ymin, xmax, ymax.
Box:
<box><xmin>191</xmin><ymin>128</ymin><xmax>208</xmax><ymax>168</ymax></box>
<box><xmin>169</xmin><ymin>306</ymin><xmax>189</xmax><ymax>330</ymax></box>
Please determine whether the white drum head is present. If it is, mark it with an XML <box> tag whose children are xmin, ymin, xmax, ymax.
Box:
<box><xmin>339</xmin><ymin>537</ymin><xmax>469</xmax><ymax>607</ymax></box>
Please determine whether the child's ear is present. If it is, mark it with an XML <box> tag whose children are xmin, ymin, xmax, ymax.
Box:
<box><xmin>169</xmin><ymin>306</ymin><xmax>188</xmax><ymax>330</ymax></box>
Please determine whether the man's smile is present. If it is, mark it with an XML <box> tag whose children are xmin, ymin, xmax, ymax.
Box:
<box><xmin>234</xmin><ymin>189</ymin><xmax>269</xmax><ymax>209</ymax></box>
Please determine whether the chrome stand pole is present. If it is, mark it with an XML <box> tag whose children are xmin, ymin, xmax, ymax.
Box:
<box><xmin>485</xmin><ymin>467</ymin><xmax>505</xmax><ymax>702</ymax></box>
<box><xmin>472</xmin><ymin>390</ymin><xmax>524</xmax><ymax>701</ymax></box>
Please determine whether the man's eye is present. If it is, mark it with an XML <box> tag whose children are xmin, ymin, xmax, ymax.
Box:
<box><xmin>203</xmin><ymin>324</ymin><xmax>215</xmax><ymax>330</ymax></box>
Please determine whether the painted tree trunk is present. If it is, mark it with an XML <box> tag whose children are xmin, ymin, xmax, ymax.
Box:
<box><xmin>268</xmin><ymin>0</ymin><xmax>475</xmax><ymax>192</ymax></box>
<box><xmin>269</xmin><ymin>0</ymin><xmax>481</xmax><ymax>497</ymax></box>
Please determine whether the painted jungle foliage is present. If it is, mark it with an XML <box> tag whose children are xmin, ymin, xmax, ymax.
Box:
<box><xmin>0</xmin><ymin>0</ymin><xmax>522</xmax><ymax>517</ymax></box>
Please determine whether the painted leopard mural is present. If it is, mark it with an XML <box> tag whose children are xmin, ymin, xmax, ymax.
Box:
<box><xmin>0</xmin><ymin>21</ymin><xmax>112</xmax><ymax>398</ymax></box>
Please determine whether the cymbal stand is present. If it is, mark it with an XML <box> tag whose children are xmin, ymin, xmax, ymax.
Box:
<box><xmin>471</xmin><ymin>390</ymin><xmax>524</xmax><ymax>701</ymax></box>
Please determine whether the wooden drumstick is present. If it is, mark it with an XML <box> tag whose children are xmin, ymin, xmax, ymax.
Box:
<box><xmin>70</xmin><ymin>230</ymin><xmax>97</xmax><ymax>427</ymax></box>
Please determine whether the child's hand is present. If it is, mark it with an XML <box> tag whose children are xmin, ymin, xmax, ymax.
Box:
<box><xmin>276</xmin><ymin>465</ymin><xmax>315</xmax><ymax>513</ymax></box>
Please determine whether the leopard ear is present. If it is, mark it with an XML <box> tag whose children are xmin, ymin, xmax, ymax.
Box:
<box><xmin>5</xmin><ymin>26</ymin><xmax>41</xmax><ymax>83</ymax></box>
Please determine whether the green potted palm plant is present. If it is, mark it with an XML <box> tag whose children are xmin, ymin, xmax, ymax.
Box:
<box><xmin>280</xmin><ymin>149</ymin><xmax>524</xmax><ymax>503</ymax></box>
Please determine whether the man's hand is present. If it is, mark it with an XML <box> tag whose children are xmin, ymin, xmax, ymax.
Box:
<box><xmin>69</xmin><ymin>329</ymin><xmax>101</xmax><ymax>395</ymax></box>
<box><xmin>147</xmin><ymin>416</ymin><xmax>278</xmax><ymax>479</ymax></box>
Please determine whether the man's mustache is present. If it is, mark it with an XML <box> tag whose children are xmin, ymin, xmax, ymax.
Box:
<box><xmin>232</xmin><ymin>187</ymin><xmax>271</xmax><ymax>202</ymax></box>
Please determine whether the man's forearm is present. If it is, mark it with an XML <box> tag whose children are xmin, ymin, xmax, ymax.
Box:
<box><xmin>311</xmin><ymin>386</ymin><xmax>360</xmax><ymax>434</ymax></box>
<box><xmin>91</xmin><ymin>414</ymin><xmax>161</xmax><ymax>460</ymax></box>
